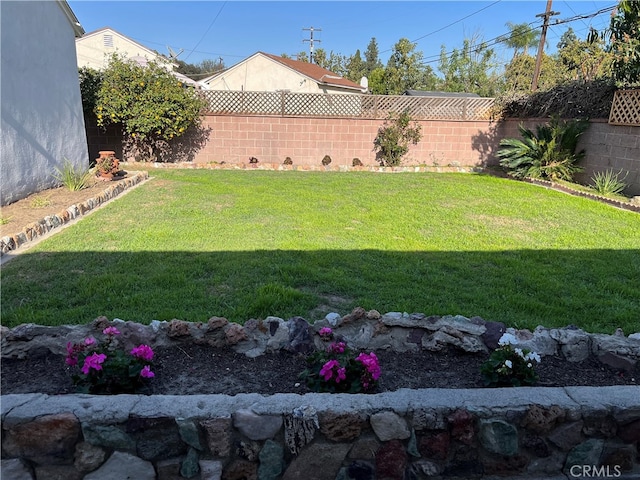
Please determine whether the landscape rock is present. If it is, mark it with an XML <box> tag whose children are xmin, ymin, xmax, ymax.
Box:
<box><xmin>411</xmin><ymin>459</ymin><xmax>442</xmax><ymax>477</ymax></box>
<box><xmin>3</xmin><ymin>413</ymin><xmax>80</xmax><ymax>465</ymax></box>
<box><xmin>201</xmin><ymin>417</ymin><xmax>232</xmax><ymax>456</ymax></box>
<box><xmin>478</xmin><ymin>419</ymin><xmax>519</xmax><ymax>456</ymax></box>
<box><xmin>74</xmin><ymin>441</ymin><xmax>107</xmax><ymax>473</ymax></box>
<box><xmin>199</xmin><ymin>460</ymin><xmax>223</xmax><ymax>480</ymax></box>
<box><xmin>419</xmin><ymin>431</ymin><xmax>450</xmax><ymax>461</ymax></box>
<box><xmin>84</xmin><ymin>451</ymin><xmax>155</xmax><ymax>480</ymax></box>
<box><xmin>370</xmin><ymin>411</ymin><xmax>410</xmax><ymax>441</ymax></box>
<box><xmin>282</xmin><ymin>442</ymin><xmax>350</xmax><ymax>480</ymax></box>
<box><xmin>223</xmin><ymin>459</ymin><xmax>257</xmax><ymax>480</ymax></box>
<box><xmin>348</xmin><ymin>435</ymin><xmax>380</xmax><ymax>460</ymax></box>
<box><xmin>258</xmin><ymin>440</ymin><xmax>284</xmax><ymax>480</ymax></box>
<box><xmin>347</xmin><ymin>460</ymin><xmax>374</xmax><ymax>480</ymax></box>
<box><xmin>156</xmin><ymin>457</ymin><xmax>183</xmax><ymax>480</ymax></box>
<box><xmin>33</xmin><ymin>465</ymin><xmax>82</xmax><ymax>480</ymax></box>
<box><xmin>320</xmin><ymin>411</ymin><xmax>365</xmax><ymax>442</ymax></box>
<box><xmin>81</xmin><ymin>424</ymin><xmax>135</xmax><ymax>450</ymax></box>
<box><xmin>564</xmin><ymin>439</ymin><xmax>605</xmax><ymax>472</ymax></box>
<box><xmin>1</xmin><ymin>458</ymin><xmax>33</xmax><ymax>480</ymax></box>
<box><xmin>375</xmin><ymin>440</ymin><xmax>407</xmax><ymax>479</ymax></box>
<box><xmin>448</xmin><ymin>409</ymin><xmax>475</xmax><ymax>444</ymax></box>
<box><xmin>521</xmin><ymin>405</ymin><xmax>565</xmax><ymax>434</ymax></box>
<box><xmin>287</xmin><ymin>316</ymin><xmax>314</xmax><ymax>354</ymax></box>
<box><xmin>598</xmin><ymin>352</ymin><xmax>637</xmax><ymax>372</ymax></box>
<box><xmin>284</xmin><ymin>405</ymin><xmax>317</xmax><ymax>454</ymax></box>
<box><xmin>548</xmin><ymin>421</ymin><xmax>584</xmax><ymax>451</ymax></box>
<box><xmin>233</xmin><ymin>409</ymin><xmax>282</xmax><ymax>441</ymax></box>
<box><xmin>177</xmin><ymin>417</ymin><xmax>203</xmax><ymax>450</ymax></box>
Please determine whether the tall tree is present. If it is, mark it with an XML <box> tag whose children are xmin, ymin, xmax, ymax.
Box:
<box><xmin>346</xmin><ymin>49</ymin><xmax>367</xmax><ymax>83</ymax></box>
<box><xmin>383</xmin><ymin>38</ymin><xmax>435</xmax><ymax>94</ymax></box>
<box><xmin>364</xmin><ymin>37</ymin><xmax>383</xmax><ymax>74</ymax></box>
<box><xmin>608</xmin><ymin>0</ymin><xmax>640</xmax><ymax>85</ymax></box>
<box><xmin>557</xmin><ymin>28</ymin><xmax>612</xmax><ymax>82</ymax></box>
<box><xmin>438</xmin><ymin>36</ymin><xmax>500</xmax><ymax>96</ymax></box>
<box><xmin>502</xmin><ymin>22</ymin><xmax>541</xmax><ymax>59</ymax></box>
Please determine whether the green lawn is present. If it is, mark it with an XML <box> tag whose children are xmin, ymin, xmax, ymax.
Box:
<box><xmin>1</xmin><ymin>170</ymin><xmax>638</xmax><ymax>333</ymax></box>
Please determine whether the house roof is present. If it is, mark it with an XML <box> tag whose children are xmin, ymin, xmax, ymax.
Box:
<box><xmin>57</xmin><ymin>1</ymin><xmax>84</xmax><ymax>37</ymax></box>
<box><xmin>200</xmin><ymin>52</ymin><xmax>364</xmax><ymax>92</ymax></box>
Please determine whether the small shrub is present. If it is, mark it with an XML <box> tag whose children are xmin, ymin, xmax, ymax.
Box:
<box><xmin>322</xmin><ymin>155</ymin><xmax>332</xmax><ymax>166</ymax></box>
<box><xmin>65</xmin><ymin>326</ymin><xmax>155</xmax><ymax>394</ymax></box>
<box><xmin>591</xmin><ymin>169</ymin><xmax>627</xmax><ymax>196</ymax></box>
<box><xmin>284</xmin><ymin>156</ymin><xmax>293</xmax><ymax>165</ymax></box>
<box><xmin>480</xmin><ymin>333</ymin><xmax>541</xmax><ymax>387</ymax></box>
<box><xmin>497</xmin><ymin>116</ymin><xmax>590</xmax><ymax>182</ymax></box>
<box><xmin>352</xmin><ymin>158</ymin><xmax>363</xmax><ymax>167</ymax></box>
<box><xmin>373</xmin><ymin>111</ymin><xmax>422</xmax><ymax>167</ymax></box>
<box><xmin>0</xmin><ymin>216</ymin><xmax>11</xmax><ymax>225</ymax></box>
<box><xmin>30</xmin><ymin>196</ymin><xmax>52</xmax><ymax>208</ymax></box>
<box><xmin>249</xmin><ymin>156</ymin><xmax>259</xmax><ymax>164</ymax></box>
<box><xmin>54</xmin><ymin>159</ymin><xmax>92</xmax><ymax>191</ymax></box>
<box><xmin>300</xmin><ymin>327</ymin><xmax>381</xmax><ymax>393</ymax></box>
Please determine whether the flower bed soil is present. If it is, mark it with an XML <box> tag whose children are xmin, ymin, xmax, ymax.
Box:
<box><xmin>1</xmin><ymin>344</ymin><xmax>637</xmax><ymax>396</ymax></box>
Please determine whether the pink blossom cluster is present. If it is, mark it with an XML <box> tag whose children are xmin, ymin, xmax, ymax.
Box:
<box><xmin>319</xmin><ymin>359</ymin><xmax>347</xmax><ymax>383</ymax></box>
<box><xmin>356</xmin><ymin>352</ymin><xmax>381</xmax><ymax>388</ymax></box>
<box><xmin>65</xmin><ymin>326</ymin><xmax>155</xmax><ymax>379</ymax></box>
<box><xmin>328</xmin><ymin>342</ymin><xmax>346</xmax><ymax>354</ymax></box>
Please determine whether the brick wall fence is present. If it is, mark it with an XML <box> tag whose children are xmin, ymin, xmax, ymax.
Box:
<box><xmin>85</xmin><ymin>115</ymin><xmax>640</xmax><ymax>195</ymax></box>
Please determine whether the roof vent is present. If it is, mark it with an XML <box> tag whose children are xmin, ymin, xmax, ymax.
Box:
<box><xmin>103</xmin><ymin>34</ymin><xmax>113</xmax><ymax>48</ymax></box>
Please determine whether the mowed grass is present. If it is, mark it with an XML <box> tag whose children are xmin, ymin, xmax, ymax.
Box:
<box><xmin>1</xmin><ymin>170</ymin><xmax>639</xmax><ymax>333</ymax></box>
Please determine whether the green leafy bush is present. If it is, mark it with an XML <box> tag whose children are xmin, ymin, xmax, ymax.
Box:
<box><xmin>497</xmin><ymin>116</ymin><xmax>589</xmax><ymax>181</ymax></box>
<box><xmin>54</xmin><ymin>159</ymin><xmax>92</xmax><ymax>191</ymax></box>
<box><xmin>591</xmin><ymin>169</ymin><xmax>628</xmax><ymax>196</ymax></box>
<box><xmin>95</xmin><ymin>54</ymin><xmax>206</xmax><ymax>162</ymax></box>
<box><xmin>373</xmin><ymin>111</ymin><xmax>422</xmax><ymax>167</ymax></box>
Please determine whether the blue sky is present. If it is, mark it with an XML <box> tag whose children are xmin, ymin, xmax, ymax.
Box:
<box><xmin>69</xmin><ymin>1</ymin><xmax>616</xmax><ymax>72</ymax></box>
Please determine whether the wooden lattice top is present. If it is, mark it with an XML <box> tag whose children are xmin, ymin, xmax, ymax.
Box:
<box><xmin>199</xmin><ymin>90</ymin><xmax>495</xmax><ymax>121</ymax></box>
<box><xmin>609</xmin><ymin>89</ymin><xmax>640</xmax><ymax>126</ymax></box>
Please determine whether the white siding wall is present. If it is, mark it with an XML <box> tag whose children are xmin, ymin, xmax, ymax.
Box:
<box><xmin>76</xmin><ymin>30</ymin><xmax>168</xmax><ymax>70</ymax></box>
<box><xmin>1</xmin><ymin>1</ymin><xmax>88</xmax><ymax>205</ymax></box>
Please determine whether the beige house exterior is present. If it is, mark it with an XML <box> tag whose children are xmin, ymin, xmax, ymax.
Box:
<box><xmin>199</xmin><ymin>52</ymin><xmax>365</xmax><ymax>94</ymax></box>
<box><xmin>76</xmin><ymin>27</ymin><xmax>172</xmax><ymax>70</ymax></box>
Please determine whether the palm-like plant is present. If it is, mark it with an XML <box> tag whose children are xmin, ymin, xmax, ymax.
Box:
<box><xmin>497</xmin><ymin>116</ymin><xmax>590</xmax><ymax>182</ymax></box>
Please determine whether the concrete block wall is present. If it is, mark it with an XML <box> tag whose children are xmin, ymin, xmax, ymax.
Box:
<box><xmin>85</xmin><ymin>113</ymin><xmax>639</xmax><ymax>194</ymax></box>
<box><xmin>189</xmin><ymin>116</ymin><xmax>494</xmax><ymax>169</ymax></box>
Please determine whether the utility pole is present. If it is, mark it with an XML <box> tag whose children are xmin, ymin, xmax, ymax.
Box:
<box><xmin>531</xmin><ymin>0</ymin><xmax>560</xmax><ymax>91</ymax></box>
<box><xmin>303</xmin><ymin>26</ymin><xmax>321</xmax><ymax>63</ymax></box>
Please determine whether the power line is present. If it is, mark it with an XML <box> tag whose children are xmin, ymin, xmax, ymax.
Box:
<box><xmin>183</xmin><ymin>2</ymin><xmax>227</xmax><ymax>61</ymax></box>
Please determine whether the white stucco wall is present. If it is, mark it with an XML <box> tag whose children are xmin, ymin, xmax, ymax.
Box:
<box><xmin>76</xmin><ymin>29</ymin><xmax>170</xmax><ymax>71</ymax></box>
<box><xmin>1</xmin><ymin>1</ymin><xmax>88</xmax><ymax>206</ymax></box>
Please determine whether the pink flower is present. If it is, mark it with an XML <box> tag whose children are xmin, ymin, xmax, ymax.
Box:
<box><xmin>319</xmin><ymin>327</ymin><xmax>333</xmax><ymax>337</ymax></box>
<box><xmin>103</xmin><ymin>326</ymin><xmax>120</xmax><ymax>336</ymax></box>
<box><xmin>329</xmin><ymin>342</ymin><xmax>346</xmax><ymax>354</ymax></box>
<box><xmin>130</xmin><ymin>345</ymin><xmax>154</xmax><ymax>361</ymax></box>
<box><xmin>65</xmin><ymin>342</ymin><xmax>78</xmax><ymax>366</ymax></box>
<box><xmin>335</xmin><ymin>367</ymin><xmax>347</xmax><ymax>383</ymax></box>
<box><xmin>81</xmin><ymin>353</ymin><xmax>107</xmax><ymax>375</ymax></box>
<box><xmin>84</xmin><ymin>337</ymin><xmax>96</xmax><ymax>346</ymax></box>
<box><xmin>320</xmin><ymin>360</ymin><xmax>339</xmax><ymax>381</ymax></box>
<box><xmin>140</xmin><ymin>365</ymin><xmax>155</xmax><ymax>378</ymax></box>
<box><xmin>356</xmin><ymin>352</ymin><xmax>381</xmax><ymax>380</ymax></box>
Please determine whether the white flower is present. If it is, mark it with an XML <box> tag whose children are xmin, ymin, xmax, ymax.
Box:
<box><xmin>514</xmin><ymin>348</ymin><xmax>524</xmax><ymax>359</ymax></box>
<box><xmin>525</xmin><ymin>351</ymin><xmax>541</xmax><ymax>363</ymax></box>
<box><xmin>498</xmin><ymin>333</ymin><xmax>518</xmax><ymax>346</ymax></box>
<box><xmin>504</xmin><ymin>360</ymin><xmax>513</xmax><ymax>369</ymax></box>
<box><xmin>527</xmin><ymin>363</ymin><xmax>532</xmax><ymax>368</ymax></box>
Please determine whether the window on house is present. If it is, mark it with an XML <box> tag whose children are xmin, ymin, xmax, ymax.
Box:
<box><xmin>103</xmin><ymin>35</ymin><xmax>113</xmax><ymax>48</ymax></box>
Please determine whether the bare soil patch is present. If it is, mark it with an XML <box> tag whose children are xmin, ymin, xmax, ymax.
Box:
<box><xmin>1</xmin><ymin>345</ymin><xmax>637</xmax><ymax>395</ymax></box>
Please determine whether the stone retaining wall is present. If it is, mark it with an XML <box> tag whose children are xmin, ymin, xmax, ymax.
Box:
<box><xmin>2</xmin><ymin>312</ymin><xmax>640</xmax><ymax>479</ymax></box>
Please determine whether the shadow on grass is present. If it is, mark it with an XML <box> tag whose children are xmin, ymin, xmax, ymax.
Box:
<box><xmin>1</xmin><ymin>248</ymin><xmax>638</xmax><ymax>333</ymax></box>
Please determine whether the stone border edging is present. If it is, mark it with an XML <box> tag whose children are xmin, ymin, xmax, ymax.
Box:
<box><xmin>0</xmin><ymin>171</ymin><xmax>149</xmax><ymax>257</ymax></box>
<box><xmin>3</xmin><ymin>386</ymin><xmax>640</xmax><ymax>426</ymax></box>
<box><xmin>525</xmin><ymin>177</ymin><xmax>640</xmax><ymax>213</ymax></box>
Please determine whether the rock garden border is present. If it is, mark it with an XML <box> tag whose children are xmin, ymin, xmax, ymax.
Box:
<box><xmin>2</xmin><ymin>311</ymin><xmax>639</xmax><ymax>479</ymax></box>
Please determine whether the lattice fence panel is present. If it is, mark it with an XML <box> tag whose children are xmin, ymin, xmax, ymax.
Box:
<box><xmin>201</xmin><ymin>90</ymin><xmax>282</xmax><ymax>115</ymax></box>
<box><xmin>609</xmin><ymin>89</ymin><xmax>640</xmax><ymax>126</ymax></box>
<box><xmin>200</xmin><ymin>91</ymin><xmax>494</xmax><ymax>120</ymax></box>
